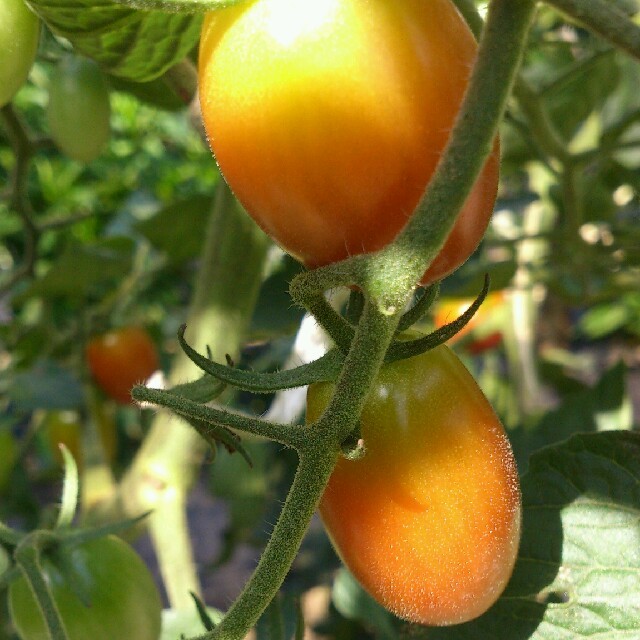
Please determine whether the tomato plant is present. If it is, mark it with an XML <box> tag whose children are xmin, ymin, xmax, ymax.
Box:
<box><xmin>8</xmin><ymin>535</ymin><xmax>162</xmax><ymax>640</ymax></box>
<box><xmin>46</xmin><ymin>56</ymin><xmax>111</xmax><ymax>163</ymax></box>
<box><xmin>86</xmin><ymin>327</ymin><xmax>159</xmax><ymax>405</ymax></box>
<box><xmin>307</xmin><ymin>344</ymin><xmax>521</xmax><ymax>625</ymax></box>
<box><xmin>198</xmin><ymin>0</ymin><xmax>499</xmax><ymax>284</ymax></box>
<box><xmin>434</xmin><ymin>290</ymin><xmax>507</xmax><ymax>353</ymax></box>
<box><xmin>0</xmin><ymin>0</ymin><xmax>39</xmax><ymax>108</ymax></box>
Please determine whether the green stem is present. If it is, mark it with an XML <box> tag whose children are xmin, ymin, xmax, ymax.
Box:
<box><xmin>546</xmin><ymin>0</ymin><xmax>640</xmax><ymax>60</ymax></box>
<box><xmin>15</xmin><ymin>533</ymin><xmax>69</xmax><ymax>640</ymax></box>
<box><xmin>194</xmin><ymin>449</ymin><xmax>339</xmax><ymax>640</ymax></box>
<box><xmin>379</xmin><ymin>0</ymin><xmax>536</xmax><ymax>297</ymax></box>
<box><xmin>513</xmin><ymin>80</ymin><xmax>572</xmax><ymax>164</ymax></box>
<box><xmin>99</xmin><ymin>181</ymin><xmax>269</xmax><ymax>610</ymax></box>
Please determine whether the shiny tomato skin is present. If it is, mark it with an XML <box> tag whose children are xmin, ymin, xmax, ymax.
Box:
<box><xmin>198</xmin><ymin>0</ymin><xmax>499</xmax><ymax>285</ymax></box>
<box><xmin>0</xmin><ymin>0</ymin><xmax>39</xmax><ymax>107</ymax></box>
<box><xmin>307</xmin><ymin>344</ymin><xmax>521</xmax><ymax>625</ymax></box>
<box><xmin>86</xmin><ymin>327</ymin><xmax>159</xmax><ymax>405</ymax></box>
<box><xmin>8</xmin><ymin>535</ymin><xmax>162</xmax><ymax>640</ymax></box>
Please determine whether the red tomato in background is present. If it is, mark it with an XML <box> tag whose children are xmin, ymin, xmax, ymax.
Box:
<box><xmin>198</xmin><ymin>0</ymin><xmax>499</xmax><ymax>285</ymax></box>
<box><xmin>86</xmin><ymin>327</ymin><xmax>159</xmax><ymax>405</ymax></box>
<box><xmin>307</xmin><ymin>344</ymin><xmax>521</xmax><ymax>625</ymax></box>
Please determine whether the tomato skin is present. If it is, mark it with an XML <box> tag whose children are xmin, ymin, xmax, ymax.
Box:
<box><xmin>198</xmin><ymin>0</ymin><xmax>499</xmax><ymax>284</ymax></box>
<box><xmin>8</xmin><ymin>535</ymin><xmax>162</xmax><ymax>640</ymax></box>
<box><xmin>47</xmin><ymin>56</ymin><xmax>111</xmax><ymax>163</ymax></box>
<box><xmin>307</xmin><ymin>345</ymin><xmax>521</xmax><ymax>625</ymax></box>
<box><xmin>86</xmin><ymin>327</ymin><xmax>159</xmax><ymax>405</ymax></box>
<box><xmin>0</xmin><ymin>0</ymin><xmax>39</xmax><ymax>107</ymax></box>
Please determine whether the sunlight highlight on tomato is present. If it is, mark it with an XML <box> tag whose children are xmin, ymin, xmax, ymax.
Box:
<box><xmin>198</xmin><ymin>0</ymin><xmax>499</xmax><ymax>284</ymax></box>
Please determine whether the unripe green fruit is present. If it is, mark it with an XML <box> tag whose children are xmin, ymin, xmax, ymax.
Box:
<box><xmin>47</xmin><ymin>56</ymin><xmax>111</xmax><ymax>162</ymax></box>
<box><xmin>0</xmin><ymin>0</ymin><xmax>40</xmax><ymax>107</ymax></box>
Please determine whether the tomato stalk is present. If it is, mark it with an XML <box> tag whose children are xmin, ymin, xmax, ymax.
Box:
<box><xmin>545</xmin><ymin>0</ymin><xmax>640</xmax><ymax>61</ymax></box>
<box><xmin>14</xmin><ymin>532</ymin><xmax>70</xmax><ymax>640</ymax></box>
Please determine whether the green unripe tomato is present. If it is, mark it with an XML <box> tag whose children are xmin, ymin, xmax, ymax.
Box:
<box><xmin>0</xmin><ymin>0</ymin><xmax>40</xmax><ymax>107</ymax></box>
<box><xmin>47</xmin><ymin>56</ymin><xmax>111</xmax><ymax>163</ymax></box>
<box><xmin>8</xmin><ymin>535</ymin><xmax>163</xmax><ymax>640</ymax></box>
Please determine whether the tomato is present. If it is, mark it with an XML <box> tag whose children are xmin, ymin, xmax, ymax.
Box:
<box><xmin>434</xmin><ymin>290</ymin><xmax>507</xmax><ymax>353</ymax></box>
<box><xmin>47</xmin><ymin>56</ymin><xmax>111</xmax><ymax>163</ymax></box>
<box><xmin>307</xmin><ymin>344</ymin><xmax>521</xmax><ymax>625</ymax></box>
<box><xmin>0</xmin><ymin>0</ymin><xmax>39</xmax><ymax>107</ymax></box>
<box><xmin>198</xmin><ymin>0</ymin><xmax>499</xmax><ymax>284</ymax></box>
<box><xmin>43</xmin><ymin>409</ymin><xmax>117</xmax><ymax>468</ymax></box>
<box><xmin>8</xmin><ymin>535</ymin><xmax>162</xmax><ymax>640</ymax></box>
<box><xmin>86</xmin><ymin>327</ymin><xmax>159</xmax><ymax>405</ymax></box>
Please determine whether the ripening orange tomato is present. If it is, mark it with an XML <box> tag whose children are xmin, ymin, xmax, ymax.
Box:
<box><xmin>86</xmin><ymin>327</ymin><xmax>159</xmax><ymax>405</ymax></box>
<box><xmin>307</xmin><ymin>344</ymin><xmax>521</xmax><ymax>625</ymax></box>
<box><xmin>198</xmin><ymin>0</ymin><xmax>499</xmax><ymax>284</ymax></box>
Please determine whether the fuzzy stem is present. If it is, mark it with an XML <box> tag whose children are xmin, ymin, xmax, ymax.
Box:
<box><xmin>385</xmin><ymin>0</ymin><xmax>536</xmax><ymax>292</ymax></box>
<box><xmin>191</xmin><ymin>448</ymin><xmax>339</xmax><ymax>640</ymax></box>
<box><xmin>15</xmin><ymin>533</ymin><xmax>69</xmax><ymax>640</ymax></box>
<box><xmin>546</xmin><ymin>0</ymin><xmax>640</xmax><ymax>60</ymax></box>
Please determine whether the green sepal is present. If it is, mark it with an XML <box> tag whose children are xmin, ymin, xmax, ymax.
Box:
<box><xmin>177</xmin><ymin>325</ymin><xmax>344</xmax><ymax>392</ymax></box>
<box><xmin>385</xmin><ymin>274</ymin><xmax>490</xmax><ymax>363</ymax></box>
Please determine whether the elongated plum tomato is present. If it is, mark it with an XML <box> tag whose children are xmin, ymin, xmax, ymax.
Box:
<box><xmin>9</xmin><ymin>536</ymin><xmax>162</xmax><ymax>640</ymax></box>
<box><xmin>198</xmin><ymin>0</ymin><xmax>499</xmax><ymax>285</ymax></box>
<box><xmin>0</xmin><ymin>0</ymin><xmax>40</xmax><ymax>107</ymax></box>
<box><xmin>86</xmin><ymin>327</ymin><xmax>159</xmax><ymax>405</ymax></box>
<box><xmin>306</xmin><ymin>344</ymin><xmax>521</xmax><ymax>625</ymax></box>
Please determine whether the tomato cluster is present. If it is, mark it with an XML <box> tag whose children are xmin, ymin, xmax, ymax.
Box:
<box><xmin>198</xmin><ymin>0</ymin><xmax>499</xmax><ymax>284</ymax></box>
<box><xmin>198</xmin><ymin>0</ymin><xmax>519</xmax><ymax>628</ymax></box>
<box><xmin>86</xmin><ymin>327</ymin><xmax>159</xmax><ymax>405</ymax></box>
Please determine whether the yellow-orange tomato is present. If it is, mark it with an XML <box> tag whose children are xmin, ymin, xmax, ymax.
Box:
<box><xmin>307</xmin><ymin>344</ymin><xmax>521</xmax><ymax>625</ymax></box>
<box><xmin>86</xmin><ymin>327</ymin><xmax>159</xmax><ymax>405</ymax></box>
<box><xmin>198</xmin><ymin>0</ymin><xmax>499</xmax><ymax>285</ymax></box>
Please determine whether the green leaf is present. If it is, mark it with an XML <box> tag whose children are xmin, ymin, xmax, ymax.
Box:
<box><xmin>135</xmin><ymin>195</ymin><xmax>213</xmax><ymax>265</ymax></box>
<box><xmin>423</xmin><ymin>431</ymin><xmax>640</xmax><ymax>640</ymax></box>
<box><xmin>332</xmin><ymin>568</ymin><xmax>399</xmax><ymax>640</ymax></box>
<box><xmin>19</xmin><ymin>237</ymin><xmax>135</xmax><ymax>300</ymax></box>
<box><xmin>6</xmin><ymin>360</ymin><xmax>84</xmax><ymax>410</ymax></box>
<box><xmin>510</xmin><ymin>361</ymin><xmax>631</xmax><ymax>469</ymax></box>
<box><xmin>161</xmin><ymin>606</ymin><xmax>222</xmax><ymax>640</ymax></box>
<box><xmin>29</xmin><ymin>0</ymin><xmax>202</xmax><ymax>81</ymax></box>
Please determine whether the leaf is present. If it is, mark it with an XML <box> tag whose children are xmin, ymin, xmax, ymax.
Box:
<box><xmin>19</xmin><ymin>237</ymin><xmax>135</xmax><ymax>300</ymax></box>
<box><xmin>509</xmin><ymin>361</ymin><xmax>631</xmax><ymax>470</ymax></box>
<box><xmin>135</xmin><ymin>195</ymin><xmax>213</xmax><ymax>265</ymax></box>
<box><xmin>331</xmin><ymin>568</ymin><xmax>399</xmax><ymax>640</ymax></box>
<box><xmin>29</xmin><ymin>0</ymin><xmax>202</xmax><ymax>81</ymax></box>
<box><xmin>6</xmin><ymin>360</ymin><xmax>85</xmax><ymax>410</ymax></box>
<box><xmin>423</xmin><ymin>431</ymin><xmax>640</xmax><ymax>640</ymax></box>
